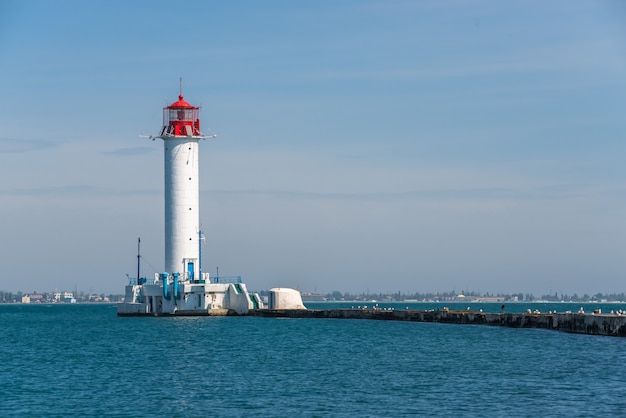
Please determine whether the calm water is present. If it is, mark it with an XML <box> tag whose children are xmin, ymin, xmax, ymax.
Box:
<box><xmin>1</xmin><ymin>303</ymin><xmax>626</xmax><ymax>417</ymax></box>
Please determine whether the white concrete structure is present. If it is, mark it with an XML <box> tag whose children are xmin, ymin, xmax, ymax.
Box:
<box><xmin>118</xmin><ymin>277</ymin><xmax>262</xmax><ymax>316</ymax></box>
<box><xmin>268</xmin><ymin>288</ymin><xmax>306</xmax><ymax>310</ymax></box>
<box><xmin>118</xmin><ymin>86</ymin><xmax>263</xmax><ymax>316</ymax></box>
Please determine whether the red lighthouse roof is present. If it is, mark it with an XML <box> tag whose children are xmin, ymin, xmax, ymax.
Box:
<box><xmin>168</xmin><ymin>94</ymin><xmax>196</xmax><ymax>109</ymax></box>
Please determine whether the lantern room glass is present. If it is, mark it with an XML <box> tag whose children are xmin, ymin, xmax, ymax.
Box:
<box><xmin>163</xmin><ymin>107</ymin><xmax>199</xmax><ymax>125</ymax></box>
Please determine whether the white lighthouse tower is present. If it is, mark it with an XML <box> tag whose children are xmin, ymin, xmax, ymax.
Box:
<box><xmin>117</xmin><ymin>83</ymin><xmax>264</xmax><ymax>316</ymax></box>
<box><xmin>160</xmin><ymin>89</ymin><xmax>202</xmax><ymax>280</ymax></box>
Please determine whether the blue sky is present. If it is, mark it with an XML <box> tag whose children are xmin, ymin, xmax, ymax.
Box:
<box><xmin>1</xmin><ymin>0</ymin><xmax>625</xmax><ymax>296</ymax></box>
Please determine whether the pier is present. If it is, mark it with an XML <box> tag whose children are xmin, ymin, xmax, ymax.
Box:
<box><xmin>251</xmin><ymin>308</ymin><xmax>626</xmax><ymax>337</ymax></box>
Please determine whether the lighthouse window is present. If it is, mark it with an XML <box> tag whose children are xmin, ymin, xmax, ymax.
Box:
<box><xmin>169</xmin><ymin>109</ymin><xmax>194</xmax><ymax>121</ymax></box>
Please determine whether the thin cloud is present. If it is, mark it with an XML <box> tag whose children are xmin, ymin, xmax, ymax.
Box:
<box><xmin>102</xmin><ymin>147</ymin><xmax>155</xmax><ymax>156</ymax></box>
<box><xmin>0</xmin><ymin>185</ymin><xmax>160</xmax><ymax>197</ymax></box>
<box><xmin>0</xmin><ymin>137</ymin><xmax>58</xmax><ymax>154</ymax></box>
<box><xmin>0</xmin><ymin>185</ymin><xmax>96</xmax><ymax>196</ymax></box>
<box><xmin>202</xmin><ymin>183</ymin><xmax>614</xmax><ymax>201</ymax></box>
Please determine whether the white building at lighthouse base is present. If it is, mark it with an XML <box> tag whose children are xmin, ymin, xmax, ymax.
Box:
<box><xmin>117</xmin><ymin>275</ymin><xmax>263</xmax><ymax>316</ymax></box>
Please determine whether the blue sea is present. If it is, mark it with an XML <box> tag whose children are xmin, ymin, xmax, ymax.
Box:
<box><xmin>2</xmin><ymin>302</ymin><xmax>626</xmax><ymax>417</ymax></box>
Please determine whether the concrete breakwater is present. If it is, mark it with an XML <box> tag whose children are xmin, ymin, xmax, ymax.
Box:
<box><xmin>251</xmin><ymin>308</ymin><xmax>626</xmax><ymax>337</ymax></box>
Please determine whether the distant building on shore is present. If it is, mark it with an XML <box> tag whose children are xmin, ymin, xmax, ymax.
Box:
<box><xmin>21</xmin><ymin>293</ymin><xmax>45</xmax><ymax>304</ymax></box>
<box><xmin>53</xmin><ymin>292</ymin><xmax>76</xmax><ymax>303</ymax></box>
<box><xmin>301</xmin><ymin>292</ymin><xmax>327</xmax><ymax>302</ymax></box>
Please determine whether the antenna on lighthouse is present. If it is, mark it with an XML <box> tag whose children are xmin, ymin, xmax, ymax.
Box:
<box><xmin>179</xmin><ymin>77</ymin><xmax>183</xmax><ymax>97</ymax></box>
<box><xmin>198</xmin><ymin>228</ymin><xmax>206</xmax><ymax>282</ymax></box>
<box><xmin>137</xmin><ymin>237</ymin><xmax>141</xmax><ymax>283</ymax></box>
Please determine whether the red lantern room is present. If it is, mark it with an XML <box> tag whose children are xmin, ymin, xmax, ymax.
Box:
<box><xmin>160</xmin><ymin>94</ymin><xmax>201</xmax><ymax>137</ymax></box>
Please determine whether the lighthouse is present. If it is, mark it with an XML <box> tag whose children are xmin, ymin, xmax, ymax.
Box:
<box><xmin>115</xmin><ymin>84</ymin><xmax>307</xmax><ymax>316</ymax></box>
<box><xmin>117</xmin><ymin>83</ymin><xmax>265</xmax><ymax>316</ymax></box>
<box><xmin>160</xmin><ymin>89</ymin><xmax>203</xmax><ymax>280</ymax></box>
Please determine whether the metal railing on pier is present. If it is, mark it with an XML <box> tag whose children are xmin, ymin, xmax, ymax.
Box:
<box><xmin>212</xmin><ymin>276</ymin><xmax>242</xmax><ymax>284</ymax></box>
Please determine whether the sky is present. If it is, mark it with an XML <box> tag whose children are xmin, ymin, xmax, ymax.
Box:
<box><xmin>1</xmin><ymin>1</ymin><xmax>626</xmax><ymax>296</ymax></box>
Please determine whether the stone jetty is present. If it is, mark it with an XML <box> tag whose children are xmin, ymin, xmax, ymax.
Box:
<box><xmin>251</xmin><ymin>308</ymin><xmax>626</xmax><ymax>337</ymax></box>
